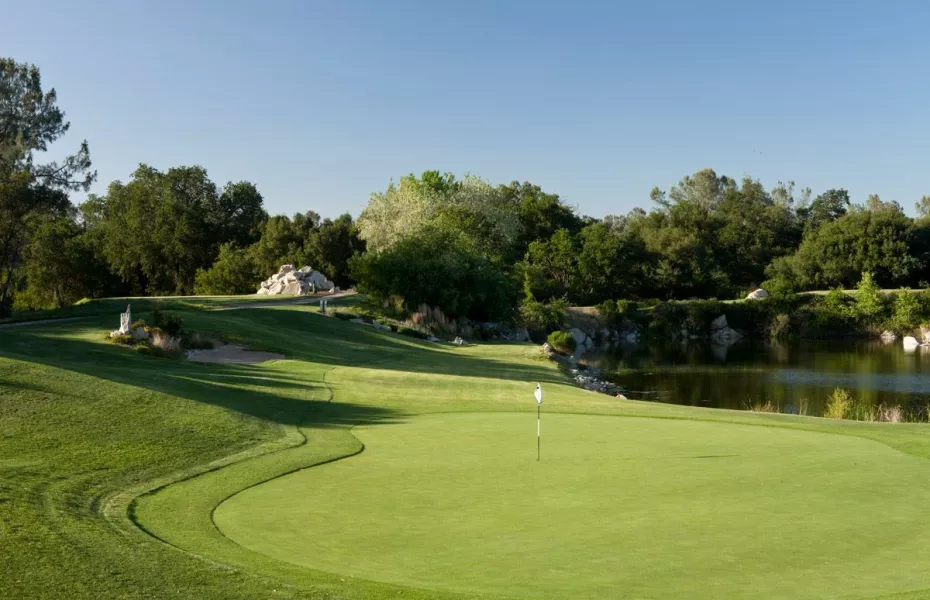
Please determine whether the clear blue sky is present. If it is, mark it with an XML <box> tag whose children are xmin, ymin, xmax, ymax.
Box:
<box><xmin>7</xmin><ymin>0</ymin><xmax>930</xmax><ymax>218</ymax></box>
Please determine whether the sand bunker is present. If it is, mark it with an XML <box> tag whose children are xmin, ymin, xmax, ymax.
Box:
<box><xmin>185</xmin><ymin>344</ymin><xmax>284</xmax><ymax>364</ymax></box>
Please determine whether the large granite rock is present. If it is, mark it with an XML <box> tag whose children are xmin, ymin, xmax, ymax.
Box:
<box><xmin>256</xmin><ymin>264</ymin><xmax>335</xmax><ymax>296</ymax></box>
<box><xmin>745</xmin><ymin>288</ymin><xmax>768</xmax><ymax>300</ymax></box>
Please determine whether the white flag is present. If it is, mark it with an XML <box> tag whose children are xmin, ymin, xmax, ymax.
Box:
<box><xmin>534</xmin><ymin>383</ymin><xmax>543</xmax><ymax>405</ymax></box>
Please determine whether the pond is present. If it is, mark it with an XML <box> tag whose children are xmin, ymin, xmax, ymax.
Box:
<box><xmin>583</xmin><ymin>340</ymin><xmax>930</xmax><ymax>419</ymax></box>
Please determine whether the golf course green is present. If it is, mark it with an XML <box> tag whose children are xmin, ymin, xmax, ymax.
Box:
<box><xmin>5</xmin><ymin>298</ymin><xmax>930</xmax><ymax>599</ymax></box>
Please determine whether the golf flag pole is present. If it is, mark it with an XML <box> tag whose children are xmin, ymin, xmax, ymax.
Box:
<box><xmin>534</xmin><ymin>384</ymin><xmax>543</xmax><ymax>461</ymax></box>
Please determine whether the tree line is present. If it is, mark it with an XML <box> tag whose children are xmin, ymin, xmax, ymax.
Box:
<box><xmin>6</xmin><ymin>57</ymin><xmax>930</xmax><ymax>321</ymax></box>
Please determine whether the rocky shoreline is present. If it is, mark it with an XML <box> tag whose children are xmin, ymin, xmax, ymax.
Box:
<box><xmin>541</xmin><ymin>342</ymin><xmax>626</xmax><ymax>397</ymax></box>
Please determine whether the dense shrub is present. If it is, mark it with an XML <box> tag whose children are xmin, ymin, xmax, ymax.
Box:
<box><xmin>852</xmin><ymin>272</ymin><xmax>885</xmax><ymax>323</ymax></box>
<box><xmin>889</xmin><ymin>290</ymin><xmax>921</xmax><ymax>334</ymax></box>
<box><xmin>183</xmin><ymin>331</ymin><xmax>214</xmax><ymax>350</ymax></box>
<box><xmin>522</xmin><ymin>296</ymin><xmax>568</xmax><ymax>332</ymax></box>
<box><xmin>193</xmin><ymin>244</ymin><xmax>263</xmax><ymax>295</ymax></box>
<box><xmin>152</xmin><ymin>309</ymin><xmax>184</xmax><ymax>336</ymax></box>
<box><xmin>397</xmin><ymin>326</ymin><xmax>429</xmax><ymax>339</ymax></box>
<box><xmin>823</xmin><ymin>388</ymin><xmax>853</xmax><ymax>420</ymax></box>
<box><xmin>349</xmin><ymin>228</ymin><xmax>518</xmax><ymax>321</ymax></box>
<box><xmin>106</xmin><ymin>333</ymin><xmax>132</xmax><ymax>345</ymax></box>
<box><xmin>546</xmin><ymin>330</ymin><xmax>576</xmax><ymax>354</ymax></box>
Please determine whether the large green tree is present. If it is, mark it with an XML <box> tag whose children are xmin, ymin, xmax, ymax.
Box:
<box><xmin>98</xmin><ymin>165</ymin><xmax>220</xmax><ymax>295</ymax></box>
<box><xmin>0</xmin><ymin>58</ymin><xmax>94</xmax><ymax>315</ymax></box>
<box><xmin>302</xmin><ymin>213</ymin><xmax>365</xmax><ymax>287</ymax></box>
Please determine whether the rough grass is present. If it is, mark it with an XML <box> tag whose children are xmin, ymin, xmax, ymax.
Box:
<box><xmin>5</xmin><ymin>300</ymin><xmax>930</xmax><ymax>599</ymax></box>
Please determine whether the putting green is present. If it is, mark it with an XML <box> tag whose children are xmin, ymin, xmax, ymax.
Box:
<box><xmin>215</xmin><ymin>413</ymin><xmax>930</xmax><ymax>599</ymax></box>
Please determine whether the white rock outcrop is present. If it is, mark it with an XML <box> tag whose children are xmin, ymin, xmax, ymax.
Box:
<box><xmin>745</xmin><ymin>288</ymin><xmax>768</xmax><ymax>300</ymax></box>
<box><xmin>110</xmin><ymin>304</ymin><xmax>132</xmax><ymax>338</ymax></box>
<box><xmin>903</xmin><ymin>336</ymin><xmax>920</xmax><ymax>352</ymax></box>
<box><xmin>257</xmin><ymin>264</ymin><xmax>334</xmax><ymax>296</ymax></box>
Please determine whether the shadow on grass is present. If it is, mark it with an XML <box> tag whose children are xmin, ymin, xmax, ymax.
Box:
<box><xmin>0</xmin><ymin>305</ymin><xmax>560</xmax><ymax>428</ymax></box>
<box><xmin>0</xmin><ymin>335</ymin><xmax>402</xmax><ymax>430</ymax></box>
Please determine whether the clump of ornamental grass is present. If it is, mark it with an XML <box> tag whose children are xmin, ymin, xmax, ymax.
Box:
<box><xmin>747</xmin><ymin>400</ymin><xmax>778</xmax><ymax>413</ymax></box>
<box><xmin>409</xmin><ymin>304</ymin><xmax>458</xmax><ymax>337</ymax></box>
<box><xmin>151</xmin><ymin>330</ymin><xmax>182</xmax><ymax>356</ymax></box>
<box><xmin>876</xmin><ymin>404</ymin><xmax>904</xmax><ymax>423</ymax></box>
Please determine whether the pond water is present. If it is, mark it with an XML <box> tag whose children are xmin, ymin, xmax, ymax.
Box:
<box><xmin>583</xmin><ymin>340</ymin><xmax>930</xmax><ymax>418</ymax></box>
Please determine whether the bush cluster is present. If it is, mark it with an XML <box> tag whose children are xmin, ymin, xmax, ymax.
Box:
<box><xmin>546</xmin><ymin>331</ymin><xmax>576</xmax><ymax>355</ymax></box>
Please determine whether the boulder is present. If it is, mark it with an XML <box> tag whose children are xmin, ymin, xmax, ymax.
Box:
<box><xmin>453</xmin><ymin>336</ymin><xmax>465</xmax><ymax>346</ymax></box>
<box><xmin>131</xmin><ymin>327</ymin><xmax>149</xmax><ymax>341</ymax></box>
<box><xmin>568</xmin><ymin>328</ymin><xmax>589</xmax><ymax>346</ymax></box>
<box><xmin>513</xmin><ymin>328</ymin><xmax>531</xmax><ymax>342</ymax></box>
<box><xmin>710</xmin><ymin>315</ymin><xmax>729</xmax><ymax>330</ymax></box>
<box><xmin>745</xmin><ymin>288</ymin><xmax>769</xmax><ymax>300</ymax></box>
<box><xmin>281</xmin><ymin>281</ymin><xmax>302</xmax><ymax>296</ymax></box>
<box><xmin>880</xmin><ymin>330</ymin><xmax>897</xmax><ymax>343</ymax></box>
<box><xmin>427</xmin><ymin>335</ymin><xmax>440</xmax><ymax>343</ymax></box>
<box><xmin>542</xmin><ymin>342</ymin><xmax>554</xmax><ymax>354</ymax></box>
<box><xmin>256</xmin><ymin>265</ymin><xmax>334</xmax><ymax>296</ymax></box>
<box><xmin>904</xmin><ymin>336</ymin><xmax>920</xmax><ymax>352</ymax></box>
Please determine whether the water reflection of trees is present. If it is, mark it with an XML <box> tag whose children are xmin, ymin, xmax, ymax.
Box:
<box><xmin>586</xmin><ymin>340</ymin><xmax>930</xmax><ymax>417</ymax></box>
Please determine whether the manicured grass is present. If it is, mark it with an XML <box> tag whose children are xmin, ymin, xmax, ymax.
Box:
<box><xmin>216</xmin><ymin>413</ymin><xmax>930</xmax><ymax>599</ymax></box>
<box><xmin>4</xmin><ymin>299</ymin><xmax>930</xmax><ymax>599</ymax></box>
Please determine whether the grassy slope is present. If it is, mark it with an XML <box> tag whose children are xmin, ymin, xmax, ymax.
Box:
<box><xmin>2</xmin><ymin>301</ymin><xmax>930</xmax><ymax>598</ymax></box>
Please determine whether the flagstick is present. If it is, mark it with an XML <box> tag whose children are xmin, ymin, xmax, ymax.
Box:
<box><xmin>537</xmin><ymin>403</ymin><xmax>541</xmax><ymax>461</ymax></box>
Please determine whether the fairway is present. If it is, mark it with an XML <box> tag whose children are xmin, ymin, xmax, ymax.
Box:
<box><xmin>216</xmin><ymin>413</ymin><xmax>930</xmax><ymax>600</ymax></box>
<box><xmin>8</xmin><ymin>302</ymin><xmax>930</xmax><ymax>599</ymax></box>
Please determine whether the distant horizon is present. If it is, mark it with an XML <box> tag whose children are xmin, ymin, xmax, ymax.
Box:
<box><xmin>9</xmin><ymin>0</ymin><xmax>930</xmax><ymax>219</ymax></box>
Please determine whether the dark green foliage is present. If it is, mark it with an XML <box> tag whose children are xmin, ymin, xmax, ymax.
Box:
<box><xmin>182</xmin><ymin>331</ymin><xmax>214</xmax><ymax>350</ymax></box>
<box><xmin>765</xmin><ymin>210</ymin><xmax>917</xmax><ymax>291</ymax></box>
<box><xmin>194</xmin><ymin>244</ymin><xmax>262</xmax><ymax>295</ymax></box>
<box><xmin>546</xmin><ymin>330</ymin><xmax>576</xmax><ymax>354</ymax></box>
<box><xmin>350</xmin><ymin>229</ymin><xmax>518</xmax><ymax>321</ymax></box>
<box><xmin>520</xmin><ymin>296</ymin><xmax>568</xmax><ymax>332</ymax></box>
<box><xmin>800</xmin><ymin>189</ymin><xmax>850</xmax><ymax>234</ymax></box>
<box><xmin>106</xmin><ymin>333</ymin><xmax>132</xmax><ymax>345</ymax></box>
<box><xmin>0</xmin><ymin>58</ymin><xmax>95</xmax><ymax>315</ymax></box>
<box><xmin>301</xmin><ymin>214</ymin><xmax>365</xmax><ymax>287</ymax></box>
<box><xmin>152</xmin><ymin>309</ymin><xmax>184</xmax><ymax>336</ymax></box>
<box><xmin>397</xmin><ymin>326</ymin><xmax>429</xmax><ymax>339</ymax></box>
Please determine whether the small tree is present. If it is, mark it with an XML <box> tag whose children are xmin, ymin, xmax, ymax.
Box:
<box><xmin>889</xmin><ymin>289</ymin><xmax>921</xmax><ymax>334</ymax></box>
<box><xmin>853</xmin><ymin>272</ymin><xmax>884</xmax><ymax>323</ymax></box>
